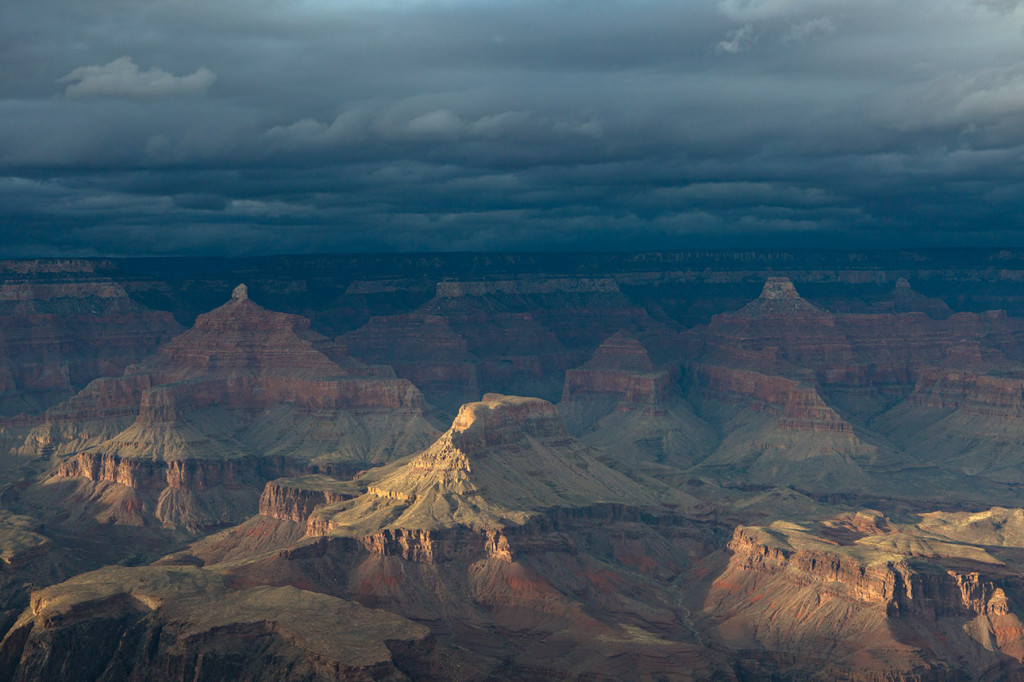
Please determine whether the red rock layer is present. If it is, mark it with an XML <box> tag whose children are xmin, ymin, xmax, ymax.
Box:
<box><xmin>909</xmin><ymin>368</ymin><xmax>1024</xmax><ymax>417</ymax></box>
<box><xmin>258</xmin><ymin>481</ymin><xmax>356</xmax><ymax>524</ymax></box>
<box><xmin>693</xmin><ymin>364</ymin><xmax>853</xmax><ymax>433</ymax></box>
<box><xmin>0</xmin><ymin>264</ymin><xmax>181</xmax><ymax>416</ymax></box>
<box><xmin>561</xmin><ymin>331</ymin><xmax>673</xmax><ymax>407</ymax></box>
<box><xmin>340</xmin><ymin>314</ymin><xmax>479</xmax><ymax>405</ymax></box>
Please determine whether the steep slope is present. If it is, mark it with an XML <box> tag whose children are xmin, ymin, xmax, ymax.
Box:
<box><xmin>559</xmin><ymin>331</ymin><xmax>718</xmax><ymax>473</ymax></box>
<box><xmin>698</xmin><ymin>511</ymin><xmax>1024</xmax><ymax>679</ymax></box>
<box><xmin>21</xmin><ymin>285</ymin><xmax>440</xmax><ymax>532</ymax></box>
<box><xmin>689</xmin><ymin>365</ymin><xmax>875</xmax><ymax>489</ymax></box>
<box><xmin>0</xmin><ymin>565</ymin><xmax>434</xmax><ymax>682</ymax></box>
<box><xmin>315</xmin><ymin>393</ymin><xmax>657</xmax><ymax>535</ymax></box>
<box><xmin>0</xmin><ymin>260</ymin><xmax>181</xmax><ymax>418</ymax></box>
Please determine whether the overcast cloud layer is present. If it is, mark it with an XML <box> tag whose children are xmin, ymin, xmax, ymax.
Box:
<box><xmin>2</xmin><ymin>0</ymin><xmax>1024</xmax><ymax>255</ymax></box>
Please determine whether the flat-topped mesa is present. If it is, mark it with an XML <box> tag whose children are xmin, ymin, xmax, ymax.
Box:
<box><xmin>449</xmin><ymin>394</ymin><xmax>568</xmax><ymax>453</ymax></box>
<box><xmin>321</xmin><ymin>394</ymin><xmax>653</xmax><ymax>536</ymax></box>
<box><xmin>736</xmin><ymin>277</ymin><xmax>822</xmax><ymax>316</ymax></box>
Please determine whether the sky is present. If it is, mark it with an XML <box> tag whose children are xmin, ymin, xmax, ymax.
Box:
<box><xmin>2</xmin><ymin>0</ymin><xmax>1024</xmax><ymax>256</ymax></box>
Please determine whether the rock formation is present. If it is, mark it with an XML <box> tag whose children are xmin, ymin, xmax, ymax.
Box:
<box><xmin>0</xmin><ymin>565</ymin><xmax>434</xmax><ymax>682</ymax></box>
<box><xmin>311</xmin><ymin>393</ymin><xmax>657</xmax><ymax>536</ymax></box>
<box><xmin>21</xmin><ymin>287</ymin><xmax>440</xmax><ymax>531</ymax></box>
<box><xmin>560</xmin><ymin>331</ymin><xmax>718</xmax><ymax>473</ymax></box>
<box><xmin>0</xmin><ymin>260</ymin><xmax>181</xmax><ymax>417</ymax></box>
<box><xmin>10</xmin><ymin>253</ymin><xmax>1024</xmax><ymax>679</ymax></box>
<box><xmin>700</xmin><ymin>512</ymin><xmax>1024</xmax><ymax>679</ymax></box>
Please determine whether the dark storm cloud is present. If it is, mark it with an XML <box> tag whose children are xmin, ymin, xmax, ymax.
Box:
<box><xmin>3</xmin><ymin>0</ymin><xmax>1024</xmax><ymax>255</ymax></box>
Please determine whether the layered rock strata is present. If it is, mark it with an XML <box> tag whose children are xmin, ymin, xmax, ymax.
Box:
<box><xmin>24</xmin><ymin>286</ymin><xmax>439</xmax><ymax>532</ymax></box>
<box><xmin>702</xmin><ymin>514</ymin><xmax>1024</xmax><ymax>679</ymax></box>
<box><xmin>0</xmin><ymin>565</ymin><xmax>433</xmax><ymax>682</ymax></box>
<box><xmin>0</xmin><ymin>261</ymin><xmax>181</xmax><ymax>416</ymax></box>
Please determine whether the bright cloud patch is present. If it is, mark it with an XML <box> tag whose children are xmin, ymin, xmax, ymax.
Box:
<box><xmin>59</xmin><ymin>56</ymin><xmax>216</xmax><ymax>99</ymax></box>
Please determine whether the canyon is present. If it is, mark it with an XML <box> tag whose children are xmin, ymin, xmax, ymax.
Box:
<box><xmin>5</xmin><ymin>251</ymin><xmax>1024</xmax><ymax>679</ymax></box>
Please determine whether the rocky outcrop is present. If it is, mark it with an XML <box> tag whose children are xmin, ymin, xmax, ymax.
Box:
<box><xmin>693</xmin><ymin>364</ymin><xmax>853</xmax><ymax>433</ymax></box>
<box><xmin>258</xmin><ymin>477</ymin><xmax>358</xmax><ymax>524</ymax></box>
<box><xmin>0</xmin><ymin>262</ymin><xmax>181</xmax><ymax>416</ymax></box>
<box><xmin>341</xmin><ymin>314</ymin><xmax>480</xmax><ymax>411</ymax></box>
<box><xmin>561</xmin><ymin>331</ymin><xmax>673</xmax><ymax>408</ymax></box>
<box><xmin>703</xmin><ymin>518</ymin><xmax>1024</xmax><ymax>678</ymax></box>
<box><xmin>0</xmin><ymin>565</ymin><xmax>433</xmax><ymax>682</ymax></box>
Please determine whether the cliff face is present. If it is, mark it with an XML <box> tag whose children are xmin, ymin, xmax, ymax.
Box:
<box><xmin>693</xmin><ymin>364</ymin><xmax>853</xmax><ymax>433</ymax></box>
<box><xmin>310</xmin><ymin>394</ymin><xmax>655</xmax><ymax>536</ymax></box>
<box><xmin>341</xmin><ymin>314</ymin><xmax>480</xmax><ymax>411</ymax></box>
<box><xmin>21</xmin><ymin>287</ymin><xmax>439</xmax><ymax>533</ymax></box>
<box><xmin>258</xmin><ymin>477</ymin><xmax>359</xmax><ymax>524</ymax></box>
<box><xmin>0</xmin><ymin>565</ymin><xmax>434</xmax><ymax>682</ymax></box>
<box><xmin>702</xmin><ymin>517</ymin><xmax>1024</xmax><ymax>679</ymax></box>
<box><xmin>0</xmin><ymin>261</ymin><xmax>181</xmax><ymax>417</ymax></box>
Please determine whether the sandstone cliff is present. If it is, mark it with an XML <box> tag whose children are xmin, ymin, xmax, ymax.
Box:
<box><xmin>0</xmin><ymin>565</ymin><xmax>434</xmax><ymax>682</ymax></box>
<box><xmin>560</xmin><ymin>331</ymin><xmax>718</xmax><ymax>472</ymax></box>
<box><xmin>312</xmin><ymin>394</ymin><xmax>658</xmax><ymax>536</ymax></box>
<box><xmin>22</xmin><ymin>286</ymin><xmax>440</xmax><ymax>532</ymax></box>
<box><xmin>700</xmin><ymin>513</ymin><xmax>1024</xmax><ymax>679</ymax></box>
<box><xmin>0</xmin><ymin>261</ymin><xmax>181</xmax><ymax>417</ymax></box>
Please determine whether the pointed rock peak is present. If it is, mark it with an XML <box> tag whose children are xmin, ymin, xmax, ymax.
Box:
<box><xmin>737</xmin><ymin>277</ymin><xmax>821</xmax><ymax>316</ymax></box>
<box><xmin>888</xmin><ymin>276</ymin><xmax>952</xmax><ymax>317</ymax></box>
<box><xmin>588</xmin><ymin>330</ymin><xmax>654</xmax><ymax>372</ymax></box>
<box><xmin>190</xmin><ymin>283</ymin><xmax>310</xmax><ymax>334</ymax></box>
